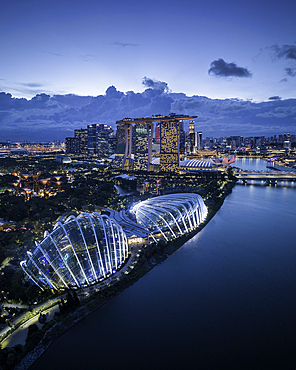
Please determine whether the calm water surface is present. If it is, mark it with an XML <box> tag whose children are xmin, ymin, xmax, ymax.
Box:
<box><xmin>31</xmin><ymin>160</ymin><xmax>296</xmax><ymax>369</ymax></box>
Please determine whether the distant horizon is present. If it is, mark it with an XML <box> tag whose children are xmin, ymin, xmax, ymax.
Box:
<box><xmin>1</xmin><ymin>81</ymin><xmax>296</xmax><ymax>142</ymax></box>
<box><xmin>3</xmin><ymin>88</ymin><xmax>296</xmax><ymax>105</ymax></box>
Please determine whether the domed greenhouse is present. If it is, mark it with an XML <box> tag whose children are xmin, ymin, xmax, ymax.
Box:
<box><xmin>131</xmin><ymin>193</ymin><xmax>207</xmax><ymax>241</ymax></box>
<box><xmin>21</xmin><ymin>212</ymin><xmax>129</xmax><ymax>290</ymax></box>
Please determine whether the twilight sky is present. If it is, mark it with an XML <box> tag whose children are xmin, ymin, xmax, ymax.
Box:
<box><xmin>1</xmin><ymin>0</ymin><xmax>296</xmax><ymax>141</ymax></box>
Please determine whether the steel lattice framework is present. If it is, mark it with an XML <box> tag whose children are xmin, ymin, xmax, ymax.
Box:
<box><xmin>21</xmin><ymin>213</ymin><xmax>129</xmax><ymax>290</ymax></box>
<box><xmin>131</xmin><ymin>193</ymin><xmax>207</xmax><ymax>241</ymax></box>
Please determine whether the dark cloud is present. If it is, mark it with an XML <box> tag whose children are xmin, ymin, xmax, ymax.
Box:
<box><xmin>111</xmin><ymin>42</ymin><xmax>139</xmax><ymax>47</ymax></box>
<box><xmin>271</xmin><ymin>44</ymin><xmax>296</xmax><ymax>60</ymax></box>
<box><xmin>142</xmin><ymin>77</ymin><xmax>170</xmax><ymax>93</ymax></box>
<box><xmin>208</xmin><ymin>58</ymin><xmax>252</xmax><ymax>78</ymax></box>
<box><xmin>285</xmin><ymin>67</ymin><xmax>296</xmax><ymax>77</ymax></box>
<box><xmin>280</xmin><ymin>78</ymin><xmax>288</xmax><ymax>83</ymax></box>
<box><xmin>105</xmin><ymin>86</ymin><xmax>124</xmax><ymax>99</ymax></box>
<box><xmin>268</xmin><ymin>96</ymin><xmax>281</xmax><ymax>100</ymax></box>
<box><xmin>1</xmin><ymin>79</ymin><xmax>296</xmax><ymax>142</ymax></box>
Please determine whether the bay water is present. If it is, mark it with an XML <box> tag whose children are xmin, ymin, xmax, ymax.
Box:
<box><xmin>31</xmin><ymin>159</ymin><xmax>296</xmax><ymax>369</ymax></box>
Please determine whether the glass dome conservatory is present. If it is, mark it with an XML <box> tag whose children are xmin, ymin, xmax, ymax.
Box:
<box><xmin>131</xmin><ymin>193</ymin><xmax>207</xmax><ymax>241</ymax></box>
<box><xmin>21</xmin><ymin>213</ymin><xmax>129</xmax><ymax>290</ymax></box>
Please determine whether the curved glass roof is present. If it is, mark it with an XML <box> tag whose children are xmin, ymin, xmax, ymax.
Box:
<box><xmin>21</xmin><ymin>212</ymin><xmax>129</xmax><ymax>290</ymax></box>
<box><xmin>131</xmin><ymin>193</ymin><xmax>207</xmax><ymax>241</ymax></box>
<box><xmin>180</xmin><ymin>159</ymin><xmax>213</xmax><ymax>168</ymax></box>
<box><xmin>21</xmin><ymin>193</ymin><xmax>207</xmax><ymax>291</ymax></box>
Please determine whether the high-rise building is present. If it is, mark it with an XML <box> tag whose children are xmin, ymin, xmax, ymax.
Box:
<box><xmin>97</xmin><ymin>124</ymin><xmax>114</xmax><ymax>156</ymax></box>
<box><xmin>66</xmin><ymin>128</ymin><xmax>87</xmax><ymax>155</ymax></box>
<box><xmin>115</xmin><ymin>114</ymin><xmax>196</xmax><ymax>172</ymax></box>
<box><xmin>160</xmin><ymin>119</ymin><xmax>180</xmax><ymax>172</ymax></box>
<box><xmin>87</xmin><ymin>124</ymin><xmax>114</xmax><ymax>156</ymax></box>
<box><xmin>74</xmin><ymin>128</ymin><xmax>88</xmax><ymax>155</ymax></box>
<box><xmin>134</xmin><ymin>122</ymin><xmax>153</xmax><ymax>171</ymax></box>
<box><xmin>187</xmin><ymin>120</ymin><xmax>195</xmax><ymax>153</ymax></box>
<box><xmin>195</xmin><ymin>131</ymin><xmax>202</xmax><ymax>150</ymax></box>
<box><xmin>189</xmin><ymin>120</ymin><xmax>195</xmax><ymax>134</ymax></box>
<box><xmin>179</xmin><ymin>121</ymin><xmax>185</xmax><ymax>153</ymax></box>
<box><xmin>65</xmin><ymin>137</ymin><xmax>80</xmax><ymax>154</ymax></box>
<box><xmin>87</xmin><ymin>124</ymin><xmax>99</xmax><ymax>156</ymax></box>
<box><xmin>116</xmin><ymin>125</ymin><xmax>126</xmax><ymax>155</ymax></box>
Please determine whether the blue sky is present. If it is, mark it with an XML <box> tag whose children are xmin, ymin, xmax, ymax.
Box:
<box><xmin>0</xmin><ymin>0</ymin><xmax>296</xmax><ymax>141</ymax></box>
<box><xmin>1</xmin><ymin>0</ymin><xmax>296</xmax><ymax>100</ymax></box>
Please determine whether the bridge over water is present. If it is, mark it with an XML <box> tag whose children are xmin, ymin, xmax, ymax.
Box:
<box><xmin>233</xmin><ymin>170</ymin><xmax>296</xmax><ymax>186</ymax></box>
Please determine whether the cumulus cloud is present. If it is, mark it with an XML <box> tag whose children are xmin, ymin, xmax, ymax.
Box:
<box><xmin>271</xmin><ymin>44</ymin><xmax>296</xmax><ymax>60</ymax></box>
<box><xmin>208</xmin><ymin>58</ymin><xmax>252</xmax><ymax>78</ymax></box>
<box><xmin>142</xmin><ymin>77</ymin><xmax>170</xmax><ymax>93</ymax></box>
<box><xmin>1</xmin><ymin>78</ymin><xmax>296</xmax><ymax>141</ymax></box>
<box><xmin>268</xmin><ymin>96</ymin><xmax>282</xmax><ymax>100</ymax></box>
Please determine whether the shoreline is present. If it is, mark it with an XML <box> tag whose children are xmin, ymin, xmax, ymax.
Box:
<box><xmin>12</xmin><ymin>181</ymin><xmax>236</xmax><ymax>370</ymax></box>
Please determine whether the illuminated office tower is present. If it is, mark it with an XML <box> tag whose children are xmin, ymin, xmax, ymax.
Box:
<box><xmin>133</xmin><ymin>122</ymin><xmax>153</xmax><ymax>171</ymax></box>
<box><xmin>97</xmin><ymin>124</ymin><xmax>114</xmax><ymax>156</ymax></box>
<box><xmin>160</xmin><ymin>119</ymin><xmax>180</xmax><ymax>172</ymax></box>
<box><xmin>179</xmin><ymin>121</ymin><xmax>185</xmax><ymax>153</ymax></box>
<box><xmin>187</xmin><ymin>120</ymin><xmax>195</xmax><ymax>153</ymax></box>
<box><xmin>87</xmin><ymin>124</ymin><xmax>99</xmax><ymax>156</ymax></box>
<box><xmin>189</xmin><ymin>120</ymin><xmax>195</xmax><ymax>134</ymax></box>
<box><xmin>195</xmin><ymin>131</ymin><xmax>202</xmax><ymax>150</ymax></box>
<box><xmin>116</xmin><ymin>114</ymin><xmax>196</xmax><ymax>172</ymax></box>
<box><xmin>66</xmin><ymin>128</ymin><xmax>88</xmax><ymax>155</ymax></box>
<box><xmin>74</xmin><ymin>129</ymin><xmax>88</xmax><ymax>155</ymax></box>
<box><xmin>65</xmin><ymin>137</ymin><xmax>78</xmax><ymax>154</ymax></box>
<box><xmin>87</xmin><ymin>124</ymin><xmax>114</xmax><ymax>156</ymax></box>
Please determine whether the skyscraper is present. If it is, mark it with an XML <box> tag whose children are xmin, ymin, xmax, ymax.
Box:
<box><xmin>97</xmin><ymin>124</ymin><xmax>114</xmax><ymax>156</ymax></box>
<box><xmin>115</xmin><ymin>114</ymin><xmax>196</xmax><ymax>172</ymax></box>
<box><xmin>87</xmin><ymin>124</ymin><xmax>114</xmax><ymax>156</ymax></box>
<box><xmin>188</xmin><ymin>120</ymin><xmax>195</xmax><ymax>153</ymax></box>
<box><xmin>134</xmin><ymin>122</ymin><xmax>153</xmax><ymax>171</ymax></box>
<box><xmin>160</xmin><ymin>119</ymin><xmax>180</xmax><ymax>172</ymax></box>
<box><xmin>66</xmin><ymin>128</ymin><xmax>87</xmax><ymax>155</ymax></box>
<box><xmin>87</xmin><ymin>124</ymin><xmax>98</xmax><ymax>156</ymax></box>
<box><xmin>195</xmin><ymin>131</ymin><xmax>202</xmax><ymax>150</ymax></box>
<box><xmin>179</xmin><ymin>121</ymin><xmax>185</xmax><ymax>153</ymax></box>
<box><xmin>74</xmin><ymin>128</ymin><xmax>88</xmax><ymax>155</ymax></box>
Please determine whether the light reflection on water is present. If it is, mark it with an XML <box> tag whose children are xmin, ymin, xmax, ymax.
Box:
<box><xmin>30</xmin><ymin>160</ymin><xmax>296</xmax><ymax>370</ymax></box>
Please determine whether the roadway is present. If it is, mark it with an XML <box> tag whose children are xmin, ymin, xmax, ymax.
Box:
<box><xmin>0</xmin><ymin>238</ymin><xmax>145</xmax><ymax>349</ymax></box>
<box><xmin>234</xmin><ymin>170</ymin><xmax>296</xmax><ymax>181</ymax></box>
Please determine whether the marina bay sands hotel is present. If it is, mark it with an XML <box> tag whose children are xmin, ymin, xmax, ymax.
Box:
<box><xmin>113</xmin><ymin>113</ymin><xmax>196</xmax><ymax>172</ymax></box>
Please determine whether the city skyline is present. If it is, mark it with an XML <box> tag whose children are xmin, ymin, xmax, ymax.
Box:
<box><xmin>1</xmin><ymin>0</ymin><xmax>296</xmax><ymax>141</ymax></box>
<box><xmin>0</xmin><ymin>86</ymin><xmax>295</xmax><ymax>142</ymax></box>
